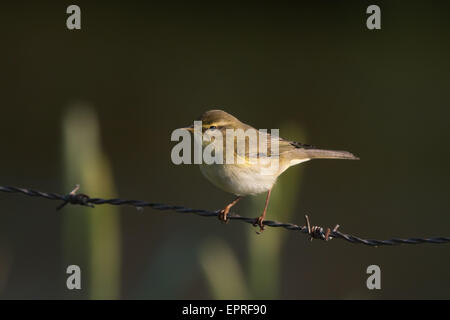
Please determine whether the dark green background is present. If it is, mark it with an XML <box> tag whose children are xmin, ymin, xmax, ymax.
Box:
<box><xmin>1</xmin><ymin>1</ymin><xmax>450</xmax><ymax>299</ymax></box>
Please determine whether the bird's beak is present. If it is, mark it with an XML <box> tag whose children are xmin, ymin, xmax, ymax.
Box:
<box><xmin>179</xmin><ymin>124</ymin><xmax>195</xmax><ymax>132</ymax></box>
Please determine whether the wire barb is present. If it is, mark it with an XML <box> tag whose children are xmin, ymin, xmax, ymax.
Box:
<box><xmin>56</xmin><ymin>184</ymin><xmax>94</xmax><ymax>210</ymax></box>
<box><xmin>1</xmin><ymin>185</ymin><xmax>450</xmax><ymax>247</ymax></box>
<box><xmin>304</xmin><ymin>215</ymin><xmax>327</xmax><ymax>241</ymax></box>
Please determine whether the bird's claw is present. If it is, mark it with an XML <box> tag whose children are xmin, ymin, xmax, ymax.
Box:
<box><xmin>218</xmin><ymin>209</ymin><xmax>229</xmax><ymax>224</ymax></box>
<box><xmin>253</xmin><ymin>216</ymin><xmax>265</xmax><ymax>233</ymax></box>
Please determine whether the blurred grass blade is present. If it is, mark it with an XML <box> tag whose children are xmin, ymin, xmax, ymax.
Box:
<box><xmin>247</xmin><ymin>123</ymin><xmax>306</xmax><ymax>299</ymax></box>
<box><xmin>199</xmin><ymin>238</ymin><xmax>250</xmax><ymax>300</ymax></box>
<box><xmin>62</xmin><ymin>104</ymin><xmax>121</xmax><ymax>299</ymax></box>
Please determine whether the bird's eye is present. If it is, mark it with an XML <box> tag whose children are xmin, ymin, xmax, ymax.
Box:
<box><xmin>209</xmin><ymin>125</ymin><xmax>217</xmax><ymax>130</ymax></box>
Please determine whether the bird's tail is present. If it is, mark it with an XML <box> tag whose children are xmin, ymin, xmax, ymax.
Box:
<box><xmin>303</xmin><ymin>149</ymin><xmax>359</xmax><ymax>160</ymax></box>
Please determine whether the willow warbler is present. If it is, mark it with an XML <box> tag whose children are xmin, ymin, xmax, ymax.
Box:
<box><xmin>181</xmin><ymin>110</ymin><xmax>359</xmax><ymax>231</ymax></box>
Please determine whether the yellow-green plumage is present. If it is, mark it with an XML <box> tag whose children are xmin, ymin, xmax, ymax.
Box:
<box><xmin>194</xmin><ymin>110</ymin><xmax>358</xmax><ymax>196</ymax></box>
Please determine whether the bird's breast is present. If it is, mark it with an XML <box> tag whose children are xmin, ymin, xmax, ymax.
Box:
<box><xmin>199</xmin><ymin>163</ymin><xmax>278</xmax><ymax>196</ymax></box>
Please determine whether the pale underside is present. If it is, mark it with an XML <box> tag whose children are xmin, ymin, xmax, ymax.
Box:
<box><xmin>200</xmin><ymin>158</ymin><xmax>309</xmax><ymax>196</ymax></box>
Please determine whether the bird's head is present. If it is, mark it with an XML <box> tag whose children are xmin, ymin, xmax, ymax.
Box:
<box><xmin>182</xmin><ymin>109</ymin><xmax>245</xmax><ymax>135</ymax></box>
<box><xmin>182</xmin><ymin>109</ymin><xmax>243</xmax><ymax>132</ymax></box>
<box><xmin>180</xmin><ymin>109</ymin><xmax>248</xmax><ymax>151</ymax></box>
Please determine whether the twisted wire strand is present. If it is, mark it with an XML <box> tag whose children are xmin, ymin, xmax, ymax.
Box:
<box><xmin>1</xmin><ymin>185</ymin><xmax>450</xmax><ymax>247</ymax></box>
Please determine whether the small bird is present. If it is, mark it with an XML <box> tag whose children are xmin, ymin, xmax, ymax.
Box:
<box><xmin>181</xmin><ymin>110</ymin><xmax>359</xmax><ymax>231</ymax></box>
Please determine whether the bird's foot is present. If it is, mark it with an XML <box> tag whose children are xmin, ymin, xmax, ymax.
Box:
<box><xmin>217</xmin><ymin>196</ymin><xmax>242</xmax><ymax>225</ymax></box>
<box><xmin>253</xmin><ymin>216</ymin><xmax>265</xmax><ymax>233</ymax></box>
<box><xmin>218</xmin><ymin>209</ymin><xmax>230</xmax><ymax>224</ymax></box>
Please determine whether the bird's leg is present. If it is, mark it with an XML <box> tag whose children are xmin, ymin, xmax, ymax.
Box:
<box><xmin>218</xmin><ymin>196</ymin><xmax>242</xmax><ymax>223</ymax></box>
<box><xmin>254</xmin><ymin>189</ymin><xmax>272</xmax><ymax>232</ymax></box>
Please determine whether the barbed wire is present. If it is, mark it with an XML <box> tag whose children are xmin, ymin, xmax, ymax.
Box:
<box><xmin>1</xmin><ymin>185</ymin><xmax>450</xmax><ymax>247</ymax></box>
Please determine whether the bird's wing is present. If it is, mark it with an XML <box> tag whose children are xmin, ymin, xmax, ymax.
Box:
<box><xmin>233</xmin><ymin>129</ymin><xmax>303</xmax><ymax>159</ymax></box>
<box><xmin>245</xmin><ymin>133</ymin><xmax>358</xmax><ymax>161</ymax></box>
<box><xmin>230</xmin><ymin>128</ymin><xmax>358</xmax><ymax>162</ymax></box>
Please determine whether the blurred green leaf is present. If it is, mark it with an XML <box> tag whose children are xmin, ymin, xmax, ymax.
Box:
<box><xmin>62</xmin><ymin>104</ymin><xmax>121</xmax><ymax>299</ymax></box>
